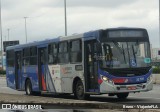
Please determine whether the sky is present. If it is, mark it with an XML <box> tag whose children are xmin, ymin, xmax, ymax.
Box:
<box><xmin>1</xmin><ymin>0</ymin><xmax>159</xmax><ymax>48</ymax></box>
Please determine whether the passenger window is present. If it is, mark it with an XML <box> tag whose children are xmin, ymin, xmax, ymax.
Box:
<box><xmin>23</xmin><ymin>48</ymin><xmax>30</xmax><ymax>66</ymax></box>
<box><xmin>70</xmin><ymin>39</ymin><xmax>82</xmax><ymax>63</ymax></box>
<box><xmin>7</xmin><ymin>50</ymin><xmax>15</xmax><ymax>67</ymax></box>
<box><xmin>30</xmin><ymin>46</ymin><xmax>37</xmax><ymax>65</ymax></box>
<box><xmin>58</xmin><ymin>42</ymin><xmax>69</xmax><ymax>63</ymax></box>
<box><xmin>48</xmin><ymin>43</ymin><xmax>58</xmax><ymax>64</ymax></box>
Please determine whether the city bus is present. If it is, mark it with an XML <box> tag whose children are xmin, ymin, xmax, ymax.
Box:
<box><xmin>6</xmin><ymin>27</ymin><xmax>153</xmax><ymax>100</ymax></box>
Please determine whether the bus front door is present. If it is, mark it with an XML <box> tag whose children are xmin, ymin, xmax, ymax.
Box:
<box><xmin>84</xmin><ymin>40</ymin><xmax>99</xmax><ymax>93</ymax></box>
<box><xmin>38</xmin><ymin>47</ymin><xmax>47</xmax><ymax>91</ymax></box>
<box><xmin>15</xmin><ymin>51</ymin><xmax>22</xmax><ymax>90</ymax></box>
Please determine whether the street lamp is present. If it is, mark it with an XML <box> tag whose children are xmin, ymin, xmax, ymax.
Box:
<box><xmin>24</xmin><ymin>17</ymin><xmax>28</xmax><ymax>43</ymax></box>
<box><xmin>0</xmin><ymin>0</ymin><xmax>3</xmax><ymax>70</ymax></box>
<box><xmin>64</xmin><ymin>0</ymin><xmax>67</xmax><ymax>36</ymax></box>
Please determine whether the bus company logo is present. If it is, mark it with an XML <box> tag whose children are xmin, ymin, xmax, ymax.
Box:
<box><xmin>136</xmin><ymin>77</ymin><xmax>144</xmax><ymax>82</ymax></box>
<box><xmin>61</xmin><ymin>67</ymin><xmax>72</xmax><ymax>74</ymax></box>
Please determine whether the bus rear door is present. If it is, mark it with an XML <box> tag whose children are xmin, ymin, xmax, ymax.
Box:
<box><xmin>15</xmin><ymin>51</ymin><xmax>22</xmax><ymax>90</ymax></box>
<box><xmin>38</xmin><ymin>47</ymin><xmax>47</xmax><ymax>91</ymax></box>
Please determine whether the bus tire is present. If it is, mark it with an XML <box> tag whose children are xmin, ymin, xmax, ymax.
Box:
<box><xmin>25</xmin><ymin>79</ymin><xmax>33</xmax><ymax>95</ymax></box>
<box><xmin>116</xmin><ymin>92</ymin><xmax>129</xmax><ymax>99</ymax></box>
<box><xmin>74</xmin><ymin>80</ymin><xmax>90</xmax><ymax>100</ymax></box>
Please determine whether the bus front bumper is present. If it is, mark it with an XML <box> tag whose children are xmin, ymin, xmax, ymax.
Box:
<box><xmin>100</xmin><ymin>79</ymin><xmax>153</xmax><ymax>94</ymax></box>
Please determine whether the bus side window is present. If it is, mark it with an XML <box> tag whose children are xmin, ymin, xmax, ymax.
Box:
<box><xmin>48</xmin><ymin>44</ymin><xmax>53</xmax><ymax>64</ymax></box>
<box><xmin>58</xmin><ymin>42</ymin><xmax>69</xmax><ymax>64</ymax></box>
<box><xmin>30</xmin><ymin>46</ymin><xmax>37</xmax><ymax>65</ymax></box>
<box><xmin>48</xmin><ymin>43</ymin><xmax>58</xmax><ymax>64</ymax></box>
<box><xmin>70</xmin><ymin>39</ymin><xmax>82</xmax><ymax>63</ymax></box>
<box><xmin>53</xmin><ymin>44</ymin><xmax>58</xmax><ymax>64</ymax></box>
<box><xmin>23</xmin><ymin>48</ymin><xmax>30</xmax><ymax>66</ymax></box>
<box><xmin>7</xmin><ymin>50</ymin><xmax>15</xmax><ymax>67</ymax></box>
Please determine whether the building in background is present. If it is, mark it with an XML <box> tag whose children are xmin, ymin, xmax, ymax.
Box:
<box><xmin>0</xmin><ymin>51</ymin><xmax>6</xmax><ymax>70</ymax></box>
<box><xmin>151</xmin><ymin>48</ymin><xmax>160</xmax><ymax>60</ymax></box>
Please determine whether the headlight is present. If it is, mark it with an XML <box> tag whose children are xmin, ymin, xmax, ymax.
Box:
<box><xmin>102</xmin><ymin>76</ymin><xmax>108</xmax><ymax>81</ymax></box>
<box><xmin>101</xmin><ymin>76</ymin><xmax>113</xmax><ymax>84</ymax></box>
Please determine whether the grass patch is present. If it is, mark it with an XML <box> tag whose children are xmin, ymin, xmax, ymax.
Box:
<box><xmin>152</xmin><ymin>67</ymin><xmax>160</xmax><ymax>74</ymax></box>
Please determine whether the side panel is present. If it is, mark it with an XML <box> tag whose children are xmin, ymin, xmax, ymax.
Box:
<box><xmin>6</xmin><ymin>67</ymin><xmax>15</xmax><ymax>89</ymax></box>
<box><xmin>21</xmin><ymin>66</ymin><xmax>39</xmax><ymax>91</ymax></box>
<box><xmin>48</xmin><ymin>64</ymin><xmax>84</xmax><ymax>93</ymax></box>
<box><xmin>48</xmin><ymin>65</ymin><xmax>61</xmax><ymax>93</ymax></box>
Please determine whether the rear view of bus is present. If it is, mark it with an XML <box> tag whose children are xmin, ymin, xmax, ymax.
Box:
<box><xmin>97</xmin><ymin>28</ymin><xmax>153</xmax><ymax>99</ymax></box>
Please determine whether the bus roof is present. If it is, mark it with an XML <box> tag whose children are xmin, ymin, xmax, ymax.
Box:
<box><xmin>6</xmin><ymin>27</ymin><xmax>147</xmax><ymax>51</ymax></box>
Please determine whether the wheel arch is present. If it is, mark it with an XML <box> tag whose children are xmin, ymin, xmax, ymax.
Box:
<box><xmin>72</xmin><ymin>77</ymin><xmax>82</xmax><ymax>93</ymax></box>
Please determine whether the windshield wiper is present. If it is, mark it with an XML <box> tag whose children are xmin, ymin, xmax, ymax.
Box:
<box><xmin>132</xmin><ymin>45</ymin><xmax>137</xmax><ymax>63</ymax></box>
<box><xmin>122</xmin><ymin>44</ymin><xmax>126</xmax><ymax>63</ymax></box>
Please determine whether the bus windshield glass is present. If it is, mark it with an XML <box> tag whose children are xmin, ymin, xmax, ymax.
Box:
<box><xmin>100</xmin><ymin>41</ymin><xmax>151</xmax><ymax>69</ymax></box>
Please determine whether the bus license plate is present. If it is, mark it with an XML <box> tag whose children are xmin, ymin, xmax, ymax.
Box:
<box><xmin>127</xmin><ymin>86</ymin><xmax>136</xmax><ymax>90</ymax></box>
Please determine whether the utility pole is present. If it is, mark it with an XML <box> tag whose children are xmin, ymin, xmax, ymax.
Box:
<box><xmin>4</xmin><ymin>36</ymin><xmax>6</xmax><ymax>41</ymax></box>
<box><xmin>7</xmin><ymin>28</ymin><xmax>9</xmax><ymax>41</ymax></box>
<box><xmin>0</xmin><ymin>0</ymin><xmax>3</xmax><ymax>70</ymax></box>
<box><xmin>159</xmin><ymin>0</ymin><xmax>160</xmax><ymax>48</ymax></box>
<box><xmin>64</xmin><ymin>0</ymin><xmax>67</xmax><ymax>36</ymax></box>
<box><xmin>24</xmin><ymin>17</ymin><xmax>28</xmax><ymax>43</ymax></box>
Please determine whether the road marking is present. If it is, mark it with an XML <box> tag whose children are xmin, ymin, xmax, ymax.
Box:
<box><xmin>129</xmin><ymin>96</ymin><xmax>160</xmax><ymax>100</ymax></box>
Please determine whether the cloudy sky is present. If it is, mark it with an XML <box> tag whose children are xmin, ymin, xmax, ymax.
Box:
<box><xmin>1</xmin><ymin>0</ymin><xmax>159</xmax><ymax>47</ymax></box>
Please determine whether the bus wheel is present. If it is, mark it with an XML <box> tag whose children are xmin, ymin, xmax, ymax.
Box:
<box><xmin>75</xmin><ymin>80</ymin><xmax>89</xmax><ymax>100</ymax></box>
<box><xmin>25</xmin><ymin>80</ymin><xmax>33</xmax><ymax>95</ymax></box>
<box><xmin>116</xmin><ymin>92</ymin><xmax>129</xmax><ymax>99</ymax></box>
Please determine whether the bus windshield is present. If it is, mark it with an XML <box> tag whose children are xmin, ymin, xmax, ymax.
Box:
<box><xmin>100</xmin><ymin>41</ymin><xmax>151</xmax><ymax>69</ymax></box>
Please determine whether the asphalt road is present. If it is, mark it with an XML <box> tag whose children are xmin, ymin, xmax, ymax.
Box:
<box><xmin>1</xmin><ymin>77</ymin><xmax>160</xmax><ymax>104</ymax></box>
